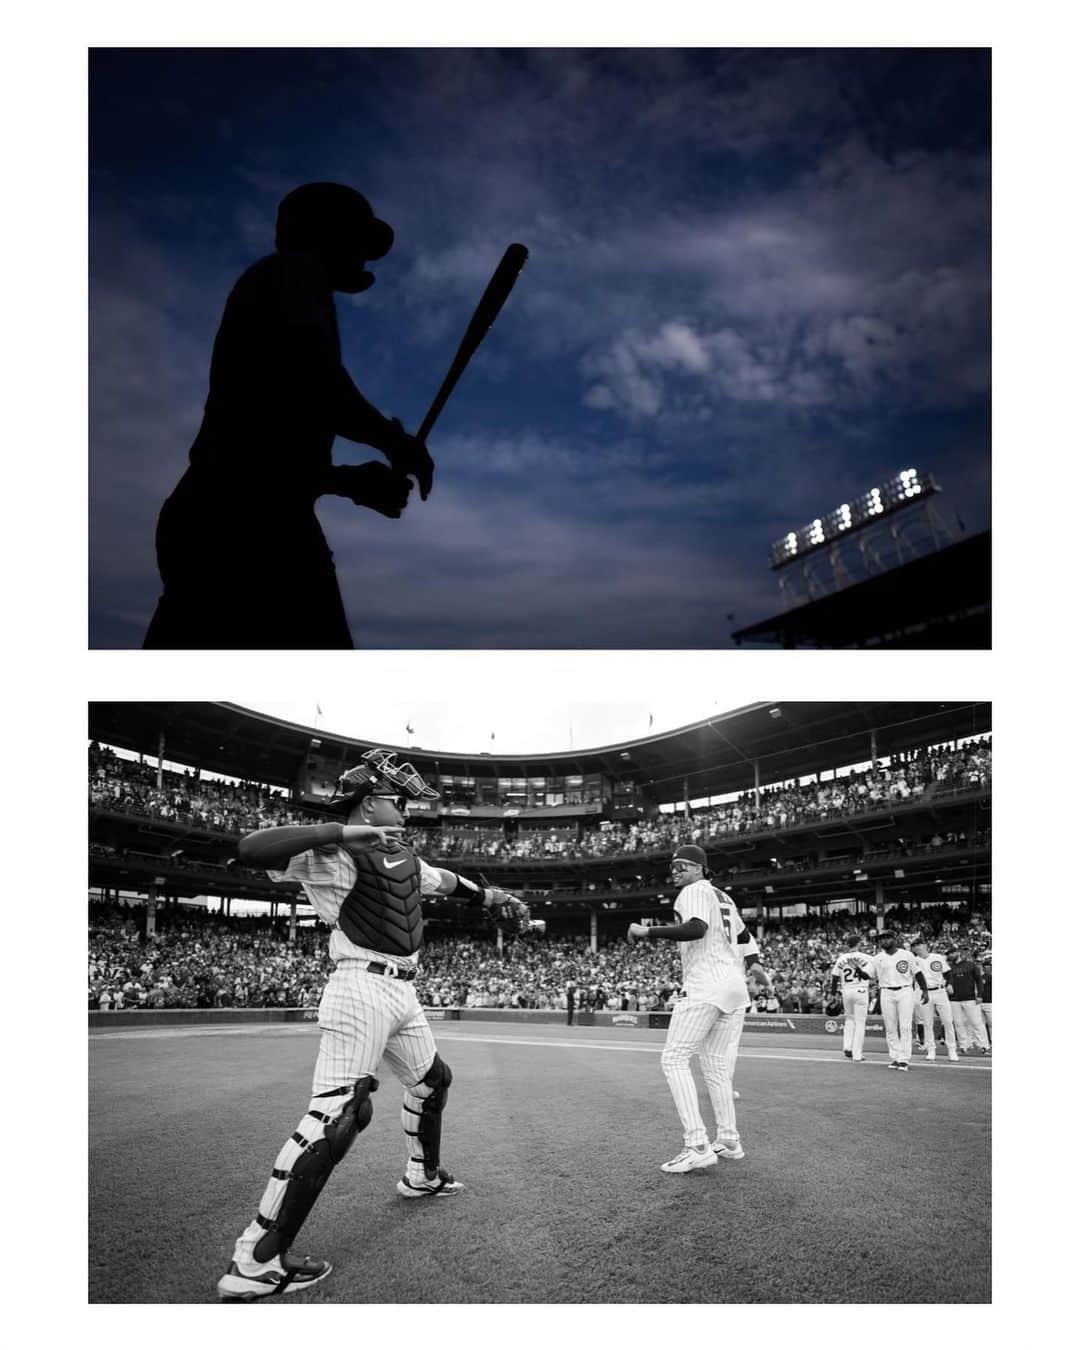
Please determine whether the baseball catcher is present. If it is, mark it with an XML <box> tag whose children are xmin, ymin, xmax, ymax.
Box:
<box><xmin>216</xmin><ymin>749</ymin><xmax>529</xmax><ymax>1301</ymax></box>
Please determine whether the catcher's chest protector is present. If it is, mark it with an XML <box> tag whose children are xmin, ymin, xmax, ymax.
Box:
<box><xmin>338</xmin><ymin>848</ymin><xmax>424</xmax><ymax>957</ymax></box>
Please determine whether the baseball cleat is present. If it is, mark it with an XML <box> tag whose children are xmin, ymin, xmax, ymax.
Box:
<box><xmin>926</xmin><ymin>1053</ymin><xmax>936</xmax><ymax>1060</ymax></box>
<box><xmin>396</xmin><ymin>1167</ymin><xmax>465</xmax><ymax>1199</ymax></box>
<box><xmin>887</xmin><ymin>1061</ymin><xmax>900</xmax><ymax>1070</ymax></box>
<box><xmin>712</xmin><ymin>1139</ymin><xmax>746</xmax><ymax>1160</ymax></box>
<box><xmin>843</xmin><ymin>1050</ymin><xmax>853</xmax><ymax>1059</ymax></box>
<box><xmin>661</xmin><ymin>1146</ymin><xmax>717</xmax><ymax>1173</ymax></box>
<box><xmin>897</xmin><ymin>1062</ymin><xmax>909</xmax><ymax>1071</ymax></box>
<box><xmin>948</xmin><ymin>1053</ymin><xmax>960</xmax><ymax>1061</ymax></box>
<box><xmin>733</xmin><ymin>1089</ymin><xmax>741</xmax><ymax>1099</ymax></box>
<box><xmin>853</xmin><ymin>1056</ymin><xmax>864</xmax><ymax>1061</ymax></box>
<box><xmin>217</xmin><ymin>1252</ymin><xmax>332</xmax><ymax>1301</ymax></box>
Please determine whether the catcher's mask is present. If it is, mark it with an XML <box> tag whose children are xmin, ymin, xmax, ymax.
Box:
<box><xmin>327</xmin><ymin>749</ymin><xmax>439</xmax><ymax>814</ymax></box>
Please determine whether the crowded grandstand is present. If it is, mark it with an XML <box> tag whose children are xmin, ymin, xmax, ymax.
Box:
<box><xmin>89</xmin><ymin>702</ymin><xmax>991</xmax><ymax>1018</ymax></box>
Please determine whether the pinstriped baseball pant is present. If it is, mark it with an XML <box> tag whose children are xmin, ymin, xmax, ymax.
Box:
<box><xmin>312</xmin><ymin>963</ymin><xmax>437</xmax><ymax>1093</ymax></box>
<box><xmin>881</xmin><ymin>987</ymin><xmax>914</xmax><ymax>1061</ymax></box>
<box><xmin>914</xmin><ymin>988</ymin><xmax>956</xmax><ymax>1055</ymax></box>
<box><xmin>660</xmin><ymin>999</ymin><xmax>740</xmax><ymax>1148</ymax></box>
<box><xmin>234</xmin><ymin>964</ymin><xmax>439</xmax><ymax>1257</ymax></box>
<box><xmin>842</xmin><ymin>989</ymin><xmax>870</xmax><ymax>1057</ymax></box>
<box><xmin>723</xmin><ymin>1007</ymin><xmax>746</xmax><ymax>1082</ymax></box>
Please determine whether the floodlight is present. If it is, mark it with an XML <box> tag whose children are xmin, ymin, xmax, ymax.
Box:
<box><xmin>768</xmin><ymin>468</ymin><xmax>940</xmax><ymax>568</ymax></box>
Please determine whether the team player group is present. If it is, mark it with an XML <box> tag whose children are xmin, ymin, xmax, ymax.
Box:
<box><xmin>625</xmin><ymin>848</ymin><xmax>990</xmax><ymax>1170</ymax></box>
<box><xmin>214</xmin><ymin>750</ymin><xmax>989</xmax><ymax>1300</ymax></box>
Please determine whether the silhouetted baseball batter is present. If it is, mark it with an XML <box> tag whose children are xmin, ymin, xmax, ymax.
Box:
<box><xmin>143</xmin><ymin>182</ymin><xmax>433</xmax><ymax>649</ymax></box>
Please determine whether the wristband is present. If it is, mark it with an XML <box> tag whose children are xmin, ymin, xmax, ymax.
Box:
<box><xmin>451</xmin><ymin>875</ymin><xmax>484</xmax><ymax>904</ymax></box>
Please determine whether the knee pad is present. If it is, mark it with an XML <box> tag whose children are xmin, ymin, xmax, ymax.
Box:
<box><xmin>253</xmin><ymin>1075</ymin><xmax>377</xmax><ymax>1262</ymax></box>
<box><xmin>402</xmin><ymin>1054</ymin><xmax>452</xmax><ymax>1177</ymax></box>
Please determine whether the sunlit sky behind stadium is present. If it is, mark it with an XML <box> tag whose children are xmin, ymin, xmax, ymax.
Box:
<box><xmin>91</xmin><ymin>47</ymin><xmax>989</xmax><ymax>649</ymax></box>
<box><xmin>240</xmin><ymin>690</ymin><xmax>731</xmax><ymax>755</ymax></box>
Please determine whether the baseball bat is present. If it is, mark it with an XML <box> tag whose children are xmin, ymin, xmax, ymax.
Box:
<box><xmin>417</xmin><ymin>242</ymin><xmax>529</xmax><ymax>447</ymax></box>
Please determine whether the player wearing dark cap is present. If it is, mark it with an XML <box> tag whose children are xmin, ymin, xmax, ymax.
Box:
<box><xmin>868</xmin><ymin>931</ymin><xmax>929</xmax><ymax>1070</ymax></box>
<box><xmin>628</xmin><ymin>845</ymin><xmax>752</xmax><ymax>1171</ymax></box>
<box><xmin>144</xmin><ymin>182</ymin><xmax>434</xmax><ymax>649</ymax></box>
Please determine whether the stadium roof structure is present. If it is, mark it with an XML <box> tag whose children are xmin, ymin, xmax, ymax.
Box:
<box><xmin>89</xmin><ymin>700</ymin><xmax>990</xmax><ymax>805</ymax></box>
<box><xmin>732</xmin><ymin>530</ymin><xmax>990</xmax><ymax>649</ymax></box>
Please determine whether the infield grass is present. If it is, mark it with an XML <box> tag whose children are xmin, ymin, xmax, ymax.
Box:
<box><xmin>89</xmin><ymin>1021</ymin><xmax>990</xmax><ymax>1304</ymax></box>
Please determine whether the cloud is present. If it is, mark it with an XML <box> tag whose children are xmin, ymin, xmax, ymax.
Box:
<box><xmin>89</xmin><ymin>50</ymin><xmax>989</xmax><ymax>647</ymax></box>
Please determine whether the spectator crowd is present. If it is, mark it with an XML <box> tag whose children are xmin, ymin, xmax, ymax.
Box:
<box><xmin>90</xmin><ymin>737</ymin><xmax>991</xmax><ymax>862</ymax></box>
<box><xmin>89</xmin><ymin>899</ymin><xmax>990</xmax><ymax>1016</ymax></box>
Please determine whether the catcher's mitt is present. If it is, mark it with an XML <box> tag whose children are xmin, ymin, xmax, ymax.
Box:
<box><xmin>476</xmin><ymin>876</ymin><xmax>532</xmax><ymax>935</ymax></box>
<box><xmin>825</xmin><ymin>996</ymin><xmax>843</xmax><ymax>1017</ymax></box>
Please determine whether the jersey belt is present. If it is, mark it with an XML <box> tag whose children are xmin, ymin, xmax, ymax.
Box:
<box><xmin>881</xmin><ymin>985</ymin><xmax>910</xmax><ymax>990</ymax></box>
<box><xmin>340</xmin><ymin>959</ymin><xmax>417</xmax><ymax>981</ymax></box>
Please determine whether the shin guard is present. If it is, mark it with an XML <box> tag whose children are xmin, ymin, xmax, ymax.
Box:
<box><xmin>401</xmin><ymin>1054</ymin><xmax>452</xmax><ymax>1179</ymax></box>
<box><xmin>252</xmin><ymin>1075</ymin><xmax>377</xmax><ymax>1262</ymax></box>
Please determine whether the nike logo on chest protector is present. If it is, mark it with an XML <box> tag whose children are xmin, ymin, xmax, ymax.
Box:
<box><xmin>338</xmin><ymin>848</ymin><xmax>424</xmax><ymax>957</ymax></box>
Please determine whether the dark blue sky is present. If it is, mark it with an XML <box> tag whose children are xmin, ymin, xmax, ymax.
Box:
<box><xmin>90</xmin><ymin>48</ymin><xmax>989</xmax><ymax>648</ymax></box>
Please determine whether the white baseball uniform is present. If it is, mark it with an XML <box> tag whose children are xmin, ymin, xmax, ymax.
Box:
<box><xmin>269</xmin><ymin>844</ymin><xmax>446</xmax><ymax>1092</ymax></box>
<box><xmin>234</xmin><ymin>842</ymin><xmax>450</xmax><ymax>1258</ymax></box>
<box><xmin>660</xmin><ymin>882</ymin><xmax>749</xmax><ymax>1148</ymax></box>
<box><xmin>870</xmin><ymin>947</ymin><xmax>921</xmax><ymax>1063</ymax></box>
<box><xmin>723</xmin><ymin>931</ymin><xmax>761</xmax><ymax>1084</ymax></box>
<box><xmin>914</xmin><ymin>953</ymin><xmax>957</xmax><ymax>1058</ymax></box>
<box><xmin>829</xmin><ymin>949</ymin><xmax>875</xmax><ymax>1058</ymax></box>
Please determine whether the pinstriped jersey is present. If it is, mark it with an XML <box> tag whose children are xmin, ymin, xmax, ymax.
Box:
<box><xmin>673</xmin><ymin>881</ymin><xmax>749</xmax><ymax>1011</ymax></box>
<box><xmin>269</xmin><ymin>845</ymin><xmax>444</xmax><ymax>968</ymax></box>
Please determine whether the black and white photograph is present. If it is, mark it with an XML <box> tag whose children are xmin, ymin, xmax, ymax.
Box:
<box><xmin>88</xmin><ymin>698</ymin><xmax>991</xmax><ymax>1303</ymax></box>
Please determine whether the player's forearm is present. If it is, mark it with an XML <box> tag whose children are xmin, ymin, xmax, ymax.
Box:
<box><xmin>334</xmin><ymin>365</ymin><xmax>395</xmax><ymax>447</ymax></box>
<box><xmin>643</xmin><ymin>918</ymin><xmax>707</xmax><ymax>942</ymax></box>
<box><xmin>431</xmin><ymin>868</ymin><xmax>485</xmax><ymax>902</ymax></box>
<box><xmin>915</xmin><ymin>974</ymin><xmax>929</xmax><ymax>994</ymax></box>
<box><xmin>238</xmin><ymin>823</ymin><xmax>342</xmax><ymax>868</ymax></box>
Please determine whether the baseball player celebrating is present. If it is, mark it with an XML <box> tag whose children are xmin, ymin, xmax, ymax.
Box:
<box><xmin>912</xmin><ymin>940</ymin><xmax>959</xmax><ymax>1061</ymax></box>
<box><xmin>216</xmin><ymin>750</ymin><xmax>530</xmax><ymax>1301</ymax></box>
<box><xmin>869</xmin><ymin>930</ymin><xmax>930</xmax><ymax>1071</ymax></box>
<box><xmin>828</xmin><ymin>935</ymin><xmax>875</xmax><ymax>1061</ymax></box>
<box><xmin>627</xmin><ymin>845</ymin><xmax>750</xmax><ymax>1173</ymax></box>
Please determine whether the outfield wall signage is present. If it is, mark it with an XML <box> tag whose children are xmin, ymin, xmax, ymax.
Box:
<box><xmin>89</xmin><ymin>1007</ymin><xmax>886</xmax><ymax>1035</ymax></box>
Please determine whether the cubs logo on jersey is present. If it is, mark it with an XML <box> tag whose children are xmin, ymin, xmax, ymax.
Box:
<box><xmin>896</xmin><ymin>959</ymin><xmax>909</xmax><ymax>974</ymax></box>
<box><xmin>930</xmin><ymin>960</ymin><xmax>944</xmax><ymax>973</ymax></box>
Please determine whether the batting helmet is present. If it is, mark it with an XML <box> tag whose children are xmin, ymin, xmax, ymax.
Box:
<box><xmin>327</xmin><ymin>748</ymin><xmax>439</xmax><ymax>812</ymax></box>
<box><xmin>276</xmin><ymin>182</ymin><xmax>394</xmax><ymax>261</ymax></box>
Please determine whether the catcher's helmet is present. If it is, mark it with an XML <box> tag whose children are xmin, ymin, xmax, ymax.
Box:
<box><xmin>327</xmin><ymin>748</ymin><xmax>439</xmax><ymax>813</ymax></box>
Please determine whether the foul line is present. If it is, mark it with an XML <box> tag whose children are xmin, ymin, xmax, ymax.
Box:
<box><xmin>88</xmin><ymin>1023</ymin><xmax>991</xmax><ymax>1071</ymax></box>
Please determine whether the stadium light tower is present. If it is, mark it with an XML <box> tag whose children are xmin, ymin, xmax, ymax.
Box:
<box><xmin>768</xmin><ymin>468</ymin><xmax>954</xmax><ymax>608</ymax></box>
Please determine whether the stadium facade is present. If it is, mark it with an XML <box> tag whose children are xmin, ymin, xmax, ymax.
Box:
<box><xmin>90</xmin><ymin>701</ymin><xmax>991</xmax><ymax>940</ymax></box>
